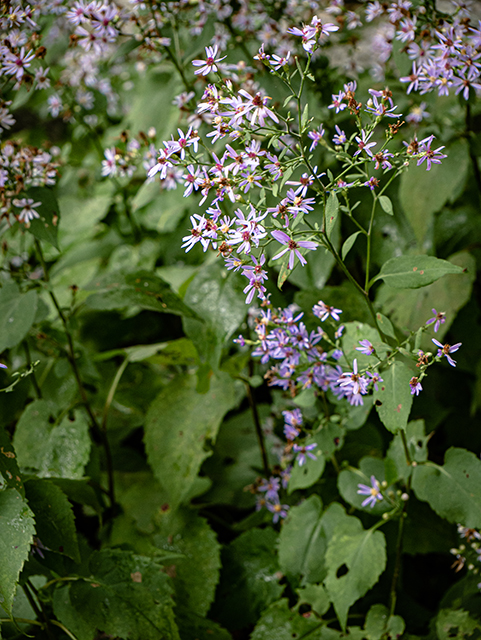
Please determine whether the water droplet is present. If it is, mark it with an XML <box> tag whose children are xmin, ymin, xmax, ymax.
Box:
<box><xmin>8</xmin><ymin>317</ymin><xmax>13</xmax><ymax>323</ymax></box>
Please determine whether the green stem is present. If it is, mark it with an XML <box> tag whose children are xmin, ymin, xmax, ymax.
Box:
<box><xmin>389</xmin><ymin>510</ymin><xmax>406</xmax><ymax>616</ymax></box>
<box><xmin>101</xmin><ymin>358</ymin><xmax>128</xmax><ymax>432</ymax></box>
<box><xmin>246</xmin><ymin>362</ymin><xmax>270</xmax><ymax>477</ymax></box>
<box><xmin>23</xmin><ymin>340</ymin><xmax>42</xmax><ymax>399</ymax></box>
<box><xmin>400</xmin><ymin>429</ymin><xmax>412</xmax><ymax>466</ymax></box>
<box><xmin>365</xmin><ymin>194</ymin><xmax>377</xmax><ymax>292</ymax></box>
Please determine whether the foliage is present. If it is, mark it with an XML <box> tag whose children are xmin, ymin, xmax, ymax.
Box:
<box><xmin>1</xmin><ymin>0</ymin><xmax>481</xmax><ymax>639</ymax></box>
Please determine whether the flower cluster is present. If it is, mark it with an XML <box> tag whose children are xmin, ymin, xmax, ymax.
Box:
<box><xmin>450</xmin><ymin>525</ymin><xmax>481</xmax><ymax>587</ymax></box>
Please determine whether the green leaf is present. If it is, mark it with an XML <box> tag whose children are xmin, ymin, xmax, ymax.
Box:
<box><xmin>183</xmin><ymin>261</ymin><xmax>246</xmax><ymax>368</ymax></box>
<box><xmin>296</xmin><ymin>584</ymin><xmax>330</xmax><ymax>616</ymax></box>
<box><xmin>386</xmin><ymin>420</ymin><xmax>428</xmax><ymax>483</ymax></box>
<box><xmin>364</xmin><ymin>604</ymin><xmax>405</xmax><ymax>640</ymax></box>
<box><xmin>400</xmin><ymin>139</ymin><xmax>469</xmax><ymax>243</ymax></box>
<box><xmin>0</xmin><ymin>489</ymin><xmax>36</xmax><ymax>616</ymax></box>
<box><xmin>324</xmin><ymin>521</ymin><xmax>387</xmax><ymax>630</ymax></box>
<box><xmin>372</xmin><ymin>359</ymin><xmax>413</xmax><ymax>434</ymax></box>
<box><xmin>48</xmin><ymin>478</ymin><xmax>102</xmax><ymax>515</ymax></box>
<box><xmin>0</xmin><ymin>283</ymin><xmax>38</xmax><ymax>353</ymax></box>
<box><xmin>412</xmin><ymin>447</ymin><xmax>481</xmax><ymax>528</ymax></box>
<box><xmin>371</xmin><ymin>255</ymin><xmax>464</xmax><ymax>289</ymax></box>
<box><xmin>25</xmin><ymin>187</ymin><xmax>60</xmax><ymax>249</ymax></box>
<box><xmin>342</xmin><ymin>322</ymin><xmax>390</xmax><ymax>368</ymax></box>
<box><xmin>0</xmin><ymin>428</ymin><xmax>23</xmax><ymax>497</ymax></box>
<box><xmin>13</xmin><ymin>401</ymin><xmax>91</xmax><ymax>479</ymax></box>
<box><xmin>53</xmin><ymin>549</ymin><xmax>180</xmax><ymax>640</ymax></box>
<box><xmin>325</xmin><ymin>192</ymin><xmax>339</xmax><ymax>240</ymax></box>
<box><xmin>83</xmin><ymin>270</ymin><xmax>199</xmax><ymax>319</ymax></box>
<box><xmin>288</xmin><ymin>438</ymin><xmax>325</xmax><ymax>493</ymax></box>
<box><xmin>152</xmin><ymin>509</ymin><xmax>221</xmax><ymax>617</ymax></box>
<box><xmin>378</xmin><ymin>195</ymin><xmax>393</xmax><ymax>216</ymax></box>
<box><xmin>301</xmin><ymin>103</ymin><xmax>309</xmax><ymax>131</ymax></box>
<box><xmin>175</xmin><ymin>608</ymin><xmax>231</xmax><ymax>640</ymax></box>
<box><xmin>278</xmin><ymin>498</ymin><xmax>353</xmax><ymax>586</ymax></box>
<box><xmin>436</xmin><ymin>608</ymin><xmax>481</xmax><ymax>640</ymax></box>
<box><xmin>250</xmin><ymin>599</ymin><xmax>328</xmax><ymax>640</ymax></box>
<box><xmin>24</xmin><ymin>478</ymin><xmax>80</xmax><ymax>562</ymax></box>
<box><xmin>144</xmin><ymin>372</ymin><xmax>237</xmax><ymax>510</ymax></box>
<box><xmin>341</xmin><ymin>231</ymin><xmax>362</xmax><ymax>261</ymax></box>
<box><xmin>211</xmin><ymin>528</ymin><xmax>284</xmax><ymax>630</ymax></box>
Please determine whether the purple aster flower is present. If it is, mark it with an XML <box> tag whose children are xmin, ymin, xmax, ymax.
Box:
<box><xmin>417</xmin><ymin>135</ymin><xmax>447</xmax><ymax>171</ymax></box>
<box><xmin>367</xmin><ymin>371</ymin><xmax>383</xmax><ymax>391</ymax></box>
<box><xmin>0</xmin><ymin>363</ymin><xmax>7</xmax><ymax>369</ymax></box>
<box><xmin>258</xmin><ymin>476</ymin><xmax>281</xmax><ymax>501</ymax></box>
<box><xmin>308</xmin><ymin>125</ymin><xmax>325</xmax><ymax>151</ymax></box>
<box><xmin>192</xmin><ymin>45</ymin><xmax>227</xmax><ymax>76</ymax></box>
<box><xmin>426</xmin><ymin>308</ymin><xmax>446</xmax><ymax>333</ymax></box>
<box><xmin>357</xmin><ymin>475</ymin><xmax>383</xmax><ymax>508</ymax></box>
<box><xmin>432</xmin><ymin>339</ymin><xmax>462</xmax><ymax>367</ymax></box>
<box><xmin>409</xmin><ymin>376</ymin><xmax>423</xmax><ymax>396</ymax></box>
<box><xmin>338</xmin><ymin>359</ymin><xmax>369</xmax><ymax>395</ymax></box>
<box><xmin>356</xmin><ymin>340</ymin><xmax>374</xmax><ymax>356</ymax></box>
<box><xmin>266</xmin><ymin>500</ymin><xmax>289</xmax><ymax>523</ymax></box>
<box><xmin>293</xmin><ymin>443</ymin><xmax>318</xmax><ymax>466</ymax></box>
<box><xmin>271</xmin><ymin>230</ymin><xmax>317</xmax><ymax>269</ymax></box>
<box><xmin>280</xmin><ymin>466</ymin><xmax>292</xmax><ymax>489</ymax></box>
<box><xmin>354</xmin><ymin>130</ymin><xmax>377</xmax><ymax>158</ymax></box>
<box><xmin>332</xmin><ymin>125</ymin><xmax>347</xmax><ymax>145</ymax></box>
<box><xmin>313</xmin><ymin>300</ymin><xmax>342</xmax><ymax>322</ymax></box>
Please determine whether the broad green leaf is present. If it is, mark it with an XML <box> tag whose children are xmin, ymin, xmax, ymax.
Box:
<box><xmin>83</xmin><ymin>270</ymin><xmax>199</xmax><ymax>319</ymax></box>
<box><xmin>0</xmin><ymin>283</ymin><xmax>38</xmax><ymax>353</ymax></box>
<box><xmin>325</xmin><ymin>522</ymin><xmax>387</xmax><ymax>630</ymax></box>
<box><xmin>412</xmin><ymin>447</ymin><xmax>481</xmax><ymax>528</ymax></box>
<box><xmin>175</xmin><ymin>608</ymin><xmax>231</xmax><ymax>640</ymax></box>
<box><xmin>341</xmin><ymin>231</ymin><xmax>362</xmax><ymax>261</ymax></box>
<box><xmin>24</xmin><ymin>187</ymin><xmax>60</xmax><ymax>249</ymax></box>
<box><xmin>48</xmin><ymin>478</ymin><xmax>102</xmax><ymax>515</ymax></box>
<box><xmin>371</xmin><ymin>255</ymin><xmax>464</xmax><ymax>289</ymax></box>
<box><xmin>436</xmin><ymin>608</ymin><xmax>481</xmax><ymax>640</ymax></box>
<box><xmin>378</xmin><ymin>195</ymin><xmax>393</xmax><ymax>216</ymax></box>
<box><xmin>403</xmin><ymin>497</ymin><xmax>456</xmax><ymax>555</ymax></box>
<box><xmin>152</xmin><ymin>509</ymin><xmax>221</xmax><ymax>617</ymax></box>
<box><xmin>288</xmin><ymin>438</ymin><xmax>325</xmax><ymax>493</ymax></box>
<box><xmin>24</xmin><ymin>478</ymin><xmax>80</xmax><ymax>562</ymax></box>
<box><xmin>372</xmin><ymin>359</ymin><xmax>413</xmax><ymax>434</ymax></box>
<box><xmin>250</xmin><ymin>598</ymin><xmax>328</xmax><ymax>640</ymax></box>
<box><xmin>296</xmin><ymin>584</ymin><xmax>330</xmax><ymax>616</ymax></box>
<box><xmin>386</xmin><ymin>420</ymin><xmax>428</xmax><ymax>483</ymax></box>
<box><xmin>183</xmin><ymin>261</ymin><xmax>246</xmax><ymax>368</ymax></box>
<box><xmin>325</xmin><ymin>192</ymin><xmax>339</xmax><ymax>240</ymax></box>
<box><xmin>0</xmin><ymin>489</ymin><xmax>36</xmax><ymax>615</ymax></box>
<box><xmin>53</xmin><ymin>549</ymin><xmax>180</xmax><ymax>640</ymax></box>
<box><xmin>400</xmin><ymin>139</ymin><xmax>469</xmax><ymax>243</ymax></box>
<box><xmin>144</xmin><ymin>372</ymin><xmax>237</xmax><ymax>510</ymax></box>
<box><xmin>376</xmin><ymin>251</ymin><xmax>475</xmax><ymax>346</ymax></box>
<box><xmin>278</xmin><ymin>498</ymin><xmax>353</xmax><ymax>586</ymax></box>
<box><xmin>364</xmin><ymin>604</ymin><xmax>405</xmax><ymax>640</ymax></box>
<box><xmin>13</xmin><ymin>401</ymin><xmax>91</xmax><ymax>479</ymax></box>
<box><xmin>0</xmin><ymin>428</ymin><xmax>23</xmax><ymax>497</ymax></box>
<box><xmin>211</xmin><ymin>528</ymin><xmax>283</xmax><ymax>630</ymax></box>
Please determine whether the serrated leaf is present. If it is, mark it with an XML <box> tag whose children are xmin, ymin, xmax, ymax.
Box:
<box><xmin>325</xmin><ymin>192</ymin><xmax>339</xmax><ymax>240</ymax></box>
<box><xmin>13</xmin><ymin>401</ymin><xmax>91</xmax><ymax>479</ymax></box>
<box><xmin>372</xmin><ymin>359</ymin><xmax>413</xmax><ymax>434</ymax></box>
<box><xmin>24</xmin><ymin>187</ymin><xmax>60</xmax><ymax>249</ymax></box>
<box><xmin>24</xmin><ymin>479</ymin><xmax>80</xmax><ymax>562</ymax></box>
<box><xmin>0</xmin><ymin>489</ymin><xmax>36</xmax><ymax>615</ymax></box>
<box><xmin>250</xmin><ymin>599</ymin><xmax>327</xmax><ymax>640</ymax></box>
<box><xmin>412</xmin><ymin>447</ymin><xmax>481</xmax><ymax>528</ymax></box>
<box><xmin>364</xmin><ymin>604</ymin><xmax>405</xmax><ymax>640</ymax></box>
<box><xmin>278</xmin><ymin>498</ymin><xmax>353</xmax><ymax>586</ymax></box>
<box><xmin>0</xmin><ymin>428</ymin><xmax>23</xmax><ymax>497</ymax></box>
<box><xmin>371</xmin><ymin>255</ymin><xmax>463</xmax><ymax>289</ymax></box>
<box><xmin>436</xmin><ymin>608</ymin><xmax>481</xmax><ymax>640</ymax></box>
<box><xmin>53</xmin><ymin>549</ymin><xmax>180</xmax><ymax>640</ymax></box>
<box><xmin>296</xmin><ymin>584</ymin><xmax>330</xmax><ymax>616</ymax></box>
<box><xmin>152</xmin><ymin>509</ymin><xmax>221</xmax><ymax>617</ymax></box>
<box><xmin>0</xmin><ymin>283</ymin><xmax>38</xmax><ymax>353</ymax></box>
<box><xmin>211</xmin><ymin>528</ymin><xmax>283</xmax><ymax>629</ymax></box>
<box><xmin>144</xmin><ymin>372</ymin><xmax>237</xmax><ymax>510</ymax></box>
<box><xmin>378</xmin><ymin>195</ymin><xmax>393</xmax><ymax>216</ymax></box>
<box><xmin>341</xmin><ymin>231</ymin><xmax>362</xmax><ymax>261</ymax></box>
<box><xmin>84</xmin><ymin>270</ymin><xmax>199</xmax><ymax>319</ymax></box>
<box><xmin>325</xmin><ymin>523</ymin><xmax>387</xmax><ymax>630</ymax></box>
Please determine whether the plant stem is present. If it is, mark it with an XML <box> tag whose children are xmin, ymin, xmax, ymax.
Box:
<box><xmin>35</xmin><ymin>240</ymin><xmax>116</xmax><ymax>509</ymax></box>
<box><xmin>246</xmin><ymin>363</ymin><xmax>270</xmax><ymax>476</ymax></box>
<box><xmin>23</xmin><ymin>340</ymin><xmax>42</xmax><ymax>399</ymax></box>
<box><xmin>101</xmin><ymin>358</ymin><xmax>128</xmax><ymax>432</ymax></box>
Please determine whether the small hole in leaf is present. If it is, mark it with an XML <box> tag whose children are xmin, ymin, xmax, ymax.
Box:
<box><xmin>375</xmin><ymin>400</ymin><xmax>383</xmax><ymax>406</ymax></box>
<box><xmin>417</xmin><ymin>440</ymin><xmax>423</xmax><ymax>448</ymax></box>
<box><xmin>337</xmin><ymin>564</ymin><xmax>348</xmax><ymax>578</ymax></box>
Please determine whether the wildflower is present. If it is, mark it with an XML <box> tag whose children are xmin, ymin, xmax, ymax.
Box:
<box><xmin>293</xmin><ymin>443</ymin><xmax>317</xmax><ymax>466</ymax></box>
<box><xmin>192</xmin><ymin>45</ymin><xmax>227</xmax><ymax>76</ymax></box>
<box><xmin>357</xmin><ymin>475</ymin><xmax>383</xmax><ymax>508</ymax></box>
<box><xmin>266</xmin><ymin>500</ymin><xmax>289</xmax><ymax>523</ymax></box>
<box><xmin>308</xmin><ymin>125</ymin><xmax>325</xmax><ymax>151</ymax></box>
<box><xmin>13</xmin><ymin>198</ymin><xmax>41</xmax><ymax>224</ymax></box>
<box><xmin>313</xmin><ymin>301</ymin><xmax>342</xmax><ymax>322</ymax></box>
<box><xmin>356</xmin><ymin>340</ymin><xmax>374</xmax><ymax>356</ymax></box>
<box><xmin>338</xmin><ymin>359</ymin><xmax>369</xmax><ymax>396</ymax></box>
<box><xmin>2</xmin><ymin>46</ymin><xmax>36</xmax><ymax>81</ymax></box>
<box><xmin>354</xmin><ymin>130</ymin><xmax>377</xmax><ymax>158</ymax></box>
<box><xmin>409</xmin><ymin>376</ymin><xmax>423</xmax><ymax>396</ymax></box>
<box><xmin>426</xmin><ymin>309</ymin><xmax>446</xmax><ymax>333</ymax></box>
<box><xmin>271</xmin><ymin>230</ymin><xmax>317</xmax><ymax>269</ymax></box>
<box><xmin>258</xmin><ymin>477</ymin><xmax>281</xmax><ymax>501</ymax></box>
<box><xmin>283</xmin><ymin>408</ymin><xmax>303</xmax><ymax>440</ymax></box>
<box><xmin>417</xmin><ymin>135</ymin><xmax>447</xmax><ymax>171</ymax></box>
<box><xmin>432</xmin><ymin>339</ymin><xmax>462</xmax><ymax>367</ymax></box>
<box><xmin>332</xmin><ymin>125</ymin><xmax>347</xmax><ymax>145</ymax></box>
<box><xmin>0</xmin><ymin>363</ymin><xmax>7</xmax><ymax>369</ymax></box>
